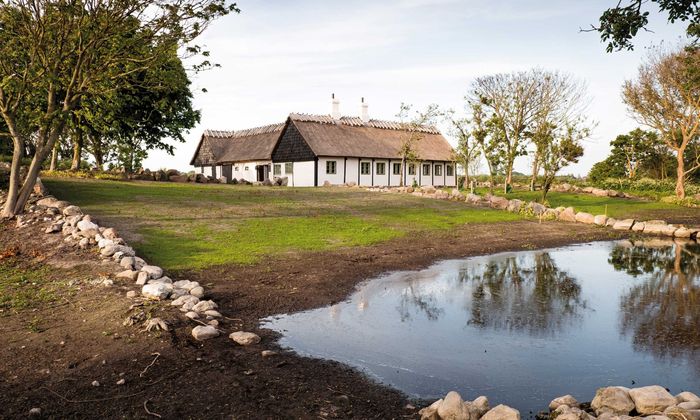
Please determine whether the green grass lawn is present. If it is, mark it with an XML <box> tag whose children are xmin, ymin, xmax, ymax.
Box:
<box><xmin>476</xmin><ymin>188</ymin><xmax>700</xmax><ymax>219</ymax></box>
<box><xmin>43</xmin><ymin>178</ymin><xmax>523</xmax><ymax>270</ymax></box>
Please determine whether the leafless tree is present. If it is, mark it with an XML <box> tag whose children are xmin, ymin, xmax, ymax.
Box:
<box><xmin>396</xmin><ymin>103</ymin><xmax>441</xmax><ymax>187</ymax></box>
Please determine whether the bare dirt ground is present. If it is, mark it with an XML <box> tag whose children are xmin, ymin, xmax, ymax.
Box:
<box><xmin>0</xmin><ymin>217</ymin><xmax>628</xmax><ymax>419</ymax></box>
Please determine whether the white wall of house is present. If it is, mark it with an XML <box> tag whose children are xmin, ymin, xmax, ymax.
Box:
<box><xmin>318</xmin><ymin>157</ymin><xmax>346</xmax><ymax>186</ymax></box>
<box><xmin>200</xmin><ymin>165</ymin><xmax>222</xmax><ymax>179</ymax></box>
<box><xmin>273</xmin><ymin>161</ymin><xmax>316</xmax><ymax>186</ymax></box>
<box><xmin>231</xmin><ymin>160</ymin><xmax>270</xmax><ymax>182</ymax></box>
<box><xmin>263</xmin><ymin>158</ymin><xmax>457</xmax><ymax>188</ymax></box>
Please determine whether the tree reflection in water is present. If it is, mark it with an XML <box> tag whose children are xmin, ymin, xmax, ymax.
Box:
<box><xmin>610</xmin><ymin>239</ymin><xmax>700</xmax><ymax>369</ymax></box>
<box><xmin>464</xmin><ymin>253</ymin><xmax>585</xmax><ymax>335</ymax></box>
<box><xmin>396</xmin><ymin>252</ymin><xmax>586</xmax><ymax>335</ymax></box>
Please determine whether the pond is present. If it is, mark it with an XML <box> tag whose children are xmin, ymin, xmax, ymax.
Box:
<box><xmin>261</xmin><ymin>240</ymin><xmax>700</xmax><ymax>415</ymax></box>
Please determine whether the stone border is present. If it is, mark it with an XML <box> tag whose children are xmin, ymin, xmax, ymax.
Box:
<box><xmin>366</xmin><ymin>186</ymin><xmax>700</xmax><ymax>240</ymax></box>
<box><xmin>3</xmin><ymin>181</ymin><xmax>260</xmax><ymax>345</ymax></box>
<box><xmin>419</xmin><ymin>386</ymin><xmax>699</xmax><ymax>420</ymax></box>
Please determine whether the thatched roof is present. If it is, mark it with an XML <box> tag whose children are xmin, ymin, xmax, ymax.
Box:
<box><xmin>190</xmin><ymin>113</ymin><xmax>454</xmax><ymax>166</ymax></box>
<box><xmin>287</xmin><ymin>114</ymin><xmax>454</xmax><ymax>161</ymax></box>
<box><xmin>189</xmin><ymin>124</ymin><xmax>284</xmax><ymax>166</ymax></box>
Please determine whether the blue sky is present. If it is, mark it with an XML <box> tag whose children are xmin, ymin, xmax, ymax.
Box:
<box><xmin>144</xmin><ymin>0</ymin><xmax>688</xmax><ymax>175</ymax></box>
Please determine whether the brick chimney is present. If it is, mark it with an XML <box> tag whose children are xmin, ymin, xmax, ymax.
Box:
<box><xmin>360</xmin><ymin>97</ymin><xmax>369</xmax><ymax>123</ymax></box>
<box><xmin>331</xmin><ymin>93</ymin><xmax>341</xmax><ymax>120</ymax></box>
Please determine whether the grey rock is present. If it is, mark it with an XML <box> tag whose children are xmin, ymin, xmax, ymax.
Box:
<box><xmin>192</xmin><ymin>300</ymin><xmax>217</xmax><ymax>313</ymax></box>
<box><xmin>613</xmin><ymin>219</ymin><xmax>636</xmax><ymax>231</ymax></box>
<box><xmin>190</xmin><ymin>286</ymin><xmax>205</xmax><ymax>298</ymax></box>
<box><xmin>141</xmin><ymin>265</ymin><xmax>163</xmax><ymax>279</ymax></box>
<box><xmin>592</xmin><ymin>386</ymin><xmax>635</xmax><ymax>415</ymax></box>
<box><xmin>436</xmin><ymin>391</ymin><xmax>470</xmax><ymax>420</ymax></box>
<box><xmin>629</xmin><ymin>385</ymin><xmax>677</xmax><ymax>415</ymax></box>
<box><xmin>136</xmin><ymin>271</ymin><xmax>149</xmax><ymax>285</ymax></box>
<box><xmin>204</xmin><ymin>310</ymin><xmax>221</xmax><ymax>318</ymax></box>
<box><xmin>594</xmin><ymin>215</ymin><xmax>608</xmax><ymax>226</ymax></box>
<box><xmin>77</xmin><ymin>220</ymin><xmax>98</xmax><ymax>232</ymax></box>
<box><xmin>550</xmin><ymin>395</ymin><xmax>579</xmax><ymax>411</ymax></box>
<box><xmin>481</xmin><ymin>404</ymin><xmax>520</xmax><ymax>420</ymax></box>
<box><xmin>141</xmin><ymin>283</ymin><xmax>173</xmax><ymax>300</ymax></box>
<box><xmin>171</xmin><ymin>295</ymin><xmax>199</xmax><ymax>307</ymax></box>
<box><xmin>45</xmin><ymin>222</ymin><xmax>63</xmax><ymax>233</ymax></box>
<box><xmin>116</xmin><ymin>270</ymin><xmax>139</xmax><ymax>281</ymax></box>
<box><xmin>472</xmin><ymin>396</ymin><xmax>489</xmax><ymax>418</ymax></box>
<box><xmin>677</xmin><ymin>392</ymin><xmax>700</xmax><ymax>403</ymax></box>
<box><xmin>192</xmin><ymin>325</ymin><xmax>219</xmax><ymax>341</ymax></box>
<box><xmin>558</xmin><ymin>207</ymin><xmax>577</xmax><ymax>222</ymax></box>
<box><xmin>62</xmin><ymin>205</ymin><xmax>82</xmax><ymax>217</ymax></box>
<box><xmin>575</xmin><ymin>212</ymin><xmax>595</xmax><ymax>224</ymax></box>
<box><xmin>229</xmin><ymin>331</ymin><xmax>261</xmax><ymax>346</ymax></box>
<box><xmin>102</xmin><ymin>227</ymin><xmax>118</xmax><ymax>239</ymax></box>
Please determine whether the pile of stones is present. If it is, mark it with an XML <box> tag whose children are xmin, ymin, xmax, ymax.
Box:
<box><xmin>550</xmin><ymin>183</ymin><xmax>635</xmax><ymax>199</ymax></box>
<box><xmin>366</xmin><ymin>187</ymin><xmax>699</xmax><ymax>240</ymax></box>
<box><xmin>8</xmin><ymin>181</ymin><xmax>261</xmax><ymax>346</ymax></box>
<box><xmin>420</xmin><ymin>386</ymin><xmax>700</xmax><ymax>420</ymax></box>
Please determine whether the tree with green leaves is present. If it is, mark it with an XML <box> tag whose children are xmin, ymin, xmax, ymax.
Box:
<box><xmin>445</xmin><ymin>109</ymin><xmax>480</xmax><ymax>189</ymax></box>
<box><xmin>396</xmin><ymin>103</ymin><xmax>441</xmax><ymax>187</ymax></box>
<box><xmin>591</xmin><ymin>0</ymin><xmax>700</xmax><ymax>52</ymax></box>
<box><xmin>0</xmin><ymin>0</ymin><xmax>238</xmax><ymax>218</ymax></box>
<box><xmin>622</xmin><ymin>45</ymin><xmax>700</xmax><ymax>198</ymax></box>
<box><xmin>467</xmin><ymin>71</ymin><xmax>542</xmax><ymax>193</ymax></box>
<box><xmin>538</xmin><ymin>122</ymin><xmax>587</xmax><ymax>202</ymax></box>
<box><xmin>469</xmin><ymin>102</ymin><xmax>504</xmax><ymax>193</ymax></box>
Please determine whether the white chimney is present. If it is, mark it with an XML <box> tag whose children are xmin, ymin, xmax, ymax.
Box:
<box><xmin>360</xmin><ymin>97</ymin><xmax>369</xmax><ymax>123</ymax></box>
<box><xmin>331</xmin><ymin>93</ymin><xmax>341</xmax><ymax>120</ymax></box>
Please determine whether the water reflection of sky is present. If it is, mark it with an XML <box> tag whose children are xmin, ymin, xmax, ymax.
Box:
<box><xmin>262</xmin><ymin>240</ymin><xmax>700</xmax><ymax>415</ymax></box>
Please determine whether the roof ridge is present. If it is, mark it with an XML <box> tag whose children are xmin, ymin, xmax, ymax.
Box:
<box><xmin>288</xmin><ymin>113</ymin><xmax>440</xmax><ymax>134</ymax></box>
<box><xmin>203</xmin><ymin>122</ymin><xmax>284</xmax><ymax>139</ymax></box>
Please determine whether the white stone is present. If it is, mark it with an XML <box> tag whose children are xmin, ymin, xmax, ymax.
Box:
<box><xmin>171</xmin><ymin>295</ymin><xmax>199</xmax><ymax>307</ymax></box>
<box><xmin>437</xmin><ymin>391</ymin><xmax>470</xmax><ymax>420</ymax></box>
<box><xmin>192</xmin><ymin>300</ymin><xmax>217</xmax><ymax>313</ymax></box>
<box><xmin>472</xmin><ymin>396</ymin><xmax>489</xmax><ymax>418</ymax></box>
<box><xmin>77</xmin><ymin>220</ymin><xmax>98</xmax><ymax>232</ymax></box>
<box><xmin>629</xmin><ymin>385</ymin><xmax>678</xmax><ymax>415</ymax></box>
<box><xmin>419</xmin><ymin>399</ymin><xmax>443</xmax><ymax>420</ymax></box>
<box><xmin>229</xmin><ymin>331</ymin><xmax>261</xmax><ymax>346</ymax></box>
<box><xmin>550</xmin><ymin>395</ymin><xmax>579</xmax><ymax>411</ymax></box>
<box><xmin>116</xmin><ymin>270</ymin><xmax>139</xmax><ymax>281</ymax></box>
<box><xmin>613</xmin><ymin>219</ymin><xmax>636</xmax><ymax>231</ymax></box>
<box><xmin>148</xmin><ymin>276</ymin><xmax>172</xmax><ymax>285</ymax></box>
<box><xmin>204</xmin><ymin>310</ymin><xmax>221</xmax><ymax>318</ymax></box>
<box><xmin>185</xmin><ymin>311</ymin><xmax>199</xmax><ymax>319</ymax></box>
<box><xmin>575</xmin><ymin>212</ymin><xmax>595</xmax><ymax>224</ymax></box>
<box><xmin>98</xmin><ymin>238</ymin><xmax>114</xmax><ymax>249</ymax></box>
<box><xmin>141</xmin><ymin>265</ymin><xmax>163</xmax><ymax>279</ymax></box>
<box><xmin>141</xmin><ymin>283</ymin><xmax>173</xmax><ymax>300</ymax></box>
<box><xmin>190</xmin><ymin>286</ymin><xmax>205</xmax><ymax>298</ymax></box>
<box><xmin>481</xmin><ymin>404</ymin><xmax>520</xmax><ymax>420</ymax></box>
<box><xmin>63</xmin><ymin>205</ymin><xmax>82</xmax><ymax>216</ymax></box>
<box><xmin>594</xmin><ymin>215</ymin><xmax>608</xmax><ymax>226</ymax></box>
<box><xmin>192</xmin><ymin>325</ymin><xmax>219</xmax><ymax>341</ymax></box>
<box><xmin>136</xmin><ymin>271</ymin><xmax>149</xmax><ymax>285</ymax></box>
<box><xmin>102</xmin><ymin>227</ymin><xmax>118</xmax><ymax>239</ymax></box>
<box><xmin>120</xmin><ymin>257</ymin><xmax>135</xmax><ymax>269</ymax></box>
<box><xmin>592</xmin><ymin>387</ymin><xmax>635</xmax><ymax>415</ymax></box>
<box><xmin>677</xmin><ymin>392</ymin><xmax>700</xmax><ymax>403</ymax></box>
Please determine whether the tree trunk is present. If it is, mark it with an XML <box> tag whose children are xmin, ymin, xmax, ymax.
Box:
<box><xmin>399</xmin><ymin>156</ymin><xmax>405</xmax><ymax>187</ymax></box>
<box><xmin>1</xmin><ymin>137</ymin><xmax>24</xmax><ymax>218</ymax></box>
<box><xmin>49</xmin><ymin>144</ymin><xmax>58</xmax><ymax>171</ymax></box>
<box><xmin>541</xmin><ymin>176</ymin><xmax>553</xmax><ymax>203</ymax></box>
<box><xmin>529</xmin><ymin>151</ymin><xmax>539</xmax><ymax>191</ymax></box>
<box><xmin>462</xmin><ymin>160</ymin><xmax>470</xmax><ymax>189</ymax></box>
<box><xmin>70</xmin><ymin>125</ymin><xmax>83</xmax><ymax>171</ymax></box>
<box><xmin>90</xmin><ymin>134</ymin><xmax>104</xmax><ymax>171</ymax></box>
<box><xmin>675</xmin><ymin>149</ymin><xmax>686</xmax><ymax>199</ymax></box>
<box><xmin>504</xmin><ymin>161</ymin><xmax>513</xmax><ymax>194</ymax></box>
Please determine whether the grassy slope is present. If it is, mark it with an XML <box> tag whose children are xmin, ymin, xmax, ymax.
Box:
<box><xmin>477</xmin><ymin>189</ymin><xmax>693</xmax><ymax>219</ymax></box>
<box><xmin>44</xmin><ymin>178</ymin><xmax>522</xmax><ymax>270</ymax></box>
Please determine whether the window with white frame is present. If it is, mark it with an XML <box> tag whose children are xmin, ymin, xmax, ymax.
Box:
<box><xmin>273</xmin><ymin>164</ymin><xmax>281</xmax><ymax>176</ymax></box>
<box><xmin>446</xmin><ymin>164</ymin><xmax>454</xmax><ymax>176</ymax></box>
<box><xmin>326</xmin><ymin>160</ymin><xmax>337</xmax><ymax>174</ymax></box>
<box><xmin>393</xmin><ymin>163</ymin><xmax>401</xmax><ymax>175</ymax></box>
<box><xmin>434</xmin><ymin>164</ymin><xmax>442</xmax><ymax>176</ymax></box>
<box><xmin>422</xmin><ymin>164</ymin><xmax>431</xmax><ymax>176</ymax></box>
<box><xmin>408</xmin><ymin>163</ymin><xmax>416</xmax><ymax>175</ymax></box>
<box><xmin>285</xmin><ymin>163</ymin><xmax>293</xmax><ymax>174</ymax></box>
<box><xmin>360</xmin><ymin>161</ymin><xmax>371</xmax><ymax>175</ymax></box>
<box><xmin>376</xmin><ymin>162</ymin><xmax>386</xmax><ymax>175</ymax></box>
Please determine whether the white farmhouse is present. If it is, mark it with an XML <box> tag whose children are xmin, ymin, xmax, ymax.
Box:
<box><xmin>191</xmin><ymin>98</ymin><xmax>456</xmax><ymax>187</ymax></box>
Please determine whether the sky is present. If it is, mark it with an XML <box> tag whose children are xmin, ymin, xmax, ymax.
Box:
<box><xmin>143</xmin><ymin>0</ymin><xmax>689</xmax><ymax>176</ymax></box>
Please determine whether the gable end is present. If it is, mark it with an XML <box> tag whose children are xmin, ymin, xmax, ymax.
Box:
<box><xmin>271</xmin><ymin>120</ymin><xmax>317</xmax><ymax>162</ymax></box>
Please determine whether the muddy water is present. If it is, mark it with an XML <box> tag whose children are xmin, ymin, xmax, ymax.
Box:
<box><xmin>262</xmin><ymin>240</ymin><xmax>700</xmax><ymax>415</ymax></box>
